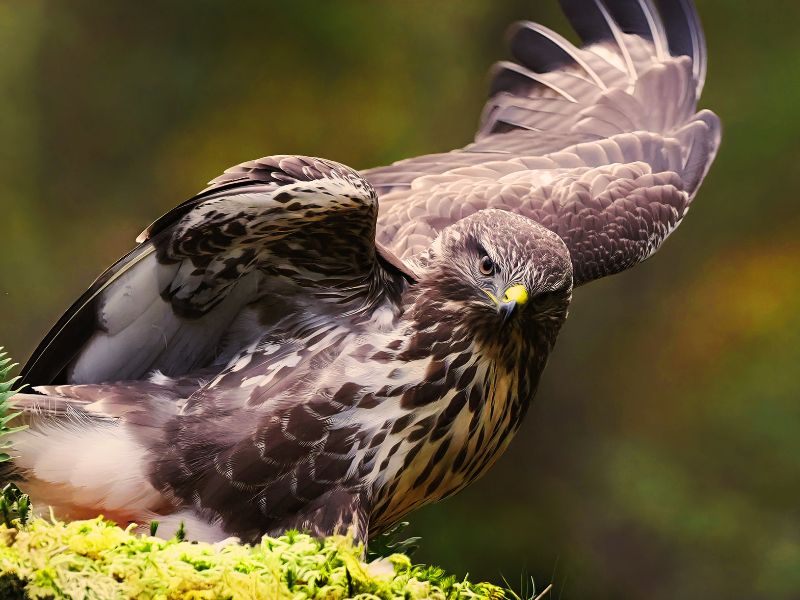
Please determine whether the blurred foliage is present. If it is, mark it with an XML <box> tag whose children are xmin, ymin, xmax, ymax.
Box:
<box><xmin>0</xmin><ymin>1</ymin><xmax>798</xmax><ymax>599</ymax></box>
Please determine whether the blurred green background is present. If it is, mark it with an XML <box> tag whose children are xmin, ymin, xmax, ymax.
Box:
<box><xmin>1</xmin><ymin>1</ymin><xmax>798</xmax><ymax>598</ymax></box>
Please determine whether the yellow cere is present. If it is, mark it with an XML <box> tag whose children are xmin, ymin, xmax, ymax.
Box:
<box><xmin>502</xmin><ymin>285</ymin><xmax>529</xmax><ymax>305</ymax></box>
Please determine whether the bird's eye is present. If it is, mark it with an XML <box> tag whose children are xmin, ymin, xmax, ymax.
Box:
<box><xmin>479</xmin><ymin>255</ymin><xmax>495</xmax><ymax>276</ymax></box>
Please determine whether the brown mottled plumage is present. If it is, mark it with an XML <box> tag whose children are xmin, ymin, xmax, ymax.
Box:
<box><xmin>9</xmin><ymin>0</ymin><xmax>718</xmax><ymax>544</ymax></box>
<box><xmin>13</xmin><ymin>207</ymin><xmax>571</xmax><ymax>542</ymax></box>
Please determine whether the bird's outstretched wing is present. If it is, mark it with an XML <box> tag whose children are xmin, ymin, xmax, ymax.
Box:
<box><xmin>365</xmin><ymin>0</ymin><xmax>721</xmax><ymax>285</ymax></box>
<box><xmin>21</xmin><ymin>156</ymin><xmax>412</xmax><ymax>387</ymax></box>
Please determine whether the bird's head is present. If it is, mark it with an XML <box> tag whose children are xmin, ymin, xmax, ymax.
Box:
<box><xmin>408</xmin><ymin>209</ymin><xmax>573</xmax><ymax>361</ymax></box>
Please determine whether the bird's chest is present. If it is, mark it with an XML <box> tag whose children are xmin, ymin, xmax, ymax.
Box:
<box><xmin>436</xmin><ymin>373</ymin><xmax>524</xmax><ymax>493</ymax></box>
<box><xmin>368</xmin><ymin>366</ymin><xmax>526</xmax><ymax>530</ymax></box>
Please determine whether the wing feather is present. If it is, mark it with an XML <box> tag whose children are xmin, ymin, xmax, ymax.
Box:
<box><xmin>655</xmin><ymin>0</ymin><xmax>707</xmax><ymax>94</ymax></box>
<box><xmin>560</xmin><ymin>0</ymin><xmax>638</xmax><ymax>87</ymax></box>
<box><xmin>602</xmin><ymin>0</ymin><xmax>670</xmax><ymax>60</ymax></box>
<box><xmin>365</xmin><ymin>0</ymin><xmax>720</xmax><ymax>286</ymax></box>
<box><xmin>22</xmin><ymin>156</ymin><xmax>410</xmax><ymax>387</ymax></box>
<box><xmin>508</xmin><ymin>21</ymin><xmax>608</xmax><ymax>90</ymax></box>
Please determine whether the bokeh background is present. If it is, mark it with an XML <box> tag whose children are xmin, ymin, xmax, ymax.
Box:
<box><xmin>1</xmin><ymin>1</ymin><xmax>798</xmax><ymax>598</ymax></box>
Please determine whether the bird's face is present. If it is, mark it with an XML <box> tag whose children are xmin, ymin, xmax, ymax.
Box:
<box><xmin>412</xmin><ymin>209</ymin><xmax>573</xmax><ymax>353</ymax></box>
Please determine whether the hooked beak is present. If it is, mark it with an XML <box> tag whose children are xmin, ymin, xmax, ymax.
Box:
<box><xmin>494</xmin><ymin>284</ymin><xmax>529</xmax><ymax>324</ymax></box>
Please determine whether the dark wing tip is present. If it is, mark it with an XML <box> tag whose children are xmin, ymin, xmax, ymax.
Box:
<box><xmin>507</xmin><ymin>21</ymin><xmax>581</xmax><ymax>74</ymax></box>
<box><xmin>654</xmin><ymin>0</ymin><xmax>707</xmax><ymax>94</ymax></box>
<box><xmin>558</xmin><ymin>0</ymin><xmax>618</xmax><ymax>45</ymax></box>
<box><xmin>556</xmin><ymin>0</ymin><xmax>706</xmax><ymax>94</ymax></box>
<box><xmin>19</xmin><ymin>254</ymin><xmax>125</xmax><ymax>386</ymax></box>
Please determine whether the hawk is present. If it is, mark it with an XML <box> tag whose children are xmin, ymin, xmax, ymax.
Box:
<box><xmin>8</xmin><ymin>0</ymin><xmax>719</xmax><ymax>544</ymax></box>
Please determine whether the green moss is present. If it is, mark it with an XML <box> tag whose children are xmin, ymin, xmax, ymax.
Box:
<box><xmin>0</xmin><ymin>515</ymin><xmax>506</xmax><ymax>599</ymax></box>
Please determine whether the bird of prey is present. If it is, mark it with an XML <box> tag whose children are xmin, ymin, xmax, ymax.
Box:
<box><xmin>8</xmin><ymin>0</ymin><xmax>719</xmax><ymax>544</ymax></box>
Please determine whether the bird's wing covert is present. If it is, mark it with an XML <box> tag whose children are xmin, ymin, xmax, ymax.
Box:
<box><xmin>364</xmin><ymin>0</ymin><xmax>720</xmax><ymax>285</ymax></box>
<box><xmin>21</xmin><ymin>155</ymin><xmax>410</xmax><ymax>387</ymax></box>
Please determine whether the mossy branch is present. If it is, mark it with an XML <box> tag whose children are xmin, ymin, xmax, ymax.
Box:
<box><xmin>0</xmin><ymin>513</ymin><xmax>507</xmax><ymax>600</ymax></box>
